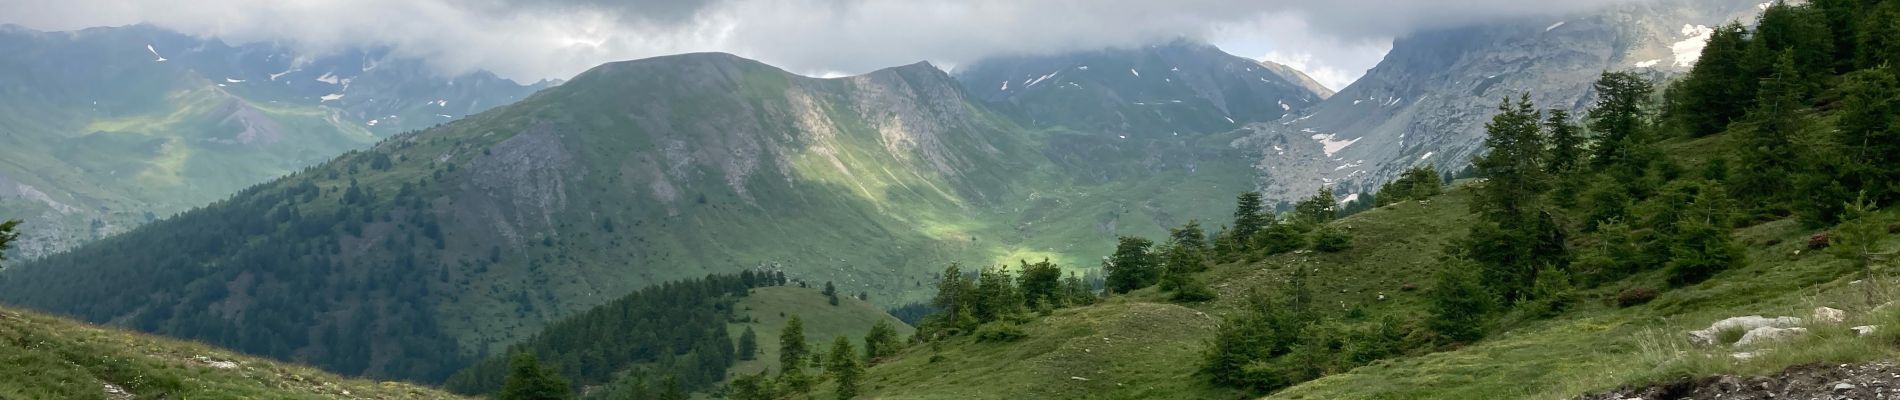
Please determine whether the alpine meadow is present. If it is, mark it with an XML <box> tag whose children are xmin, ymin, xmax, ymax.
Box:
<box><xmin>4</xmin><ymin>0</ymin><xmax>1900</xmax><ymax>399</ymax></box>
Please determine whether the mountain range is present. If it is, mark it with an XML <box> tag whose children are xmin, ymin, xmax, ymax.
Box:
<box><xmin>0</xmin><ymin>24</ymin><xmax>549</xmax><ymax>258</ymax></box>
<box><xmin>0</xmin><ymin>0</ymin><xmax>1778</xmax><ymax>389</ymax></box>
<box><xmin>1237</xmin><ymin>0</ymin><xmax>1768</xmax><ymax>200</ymax></box>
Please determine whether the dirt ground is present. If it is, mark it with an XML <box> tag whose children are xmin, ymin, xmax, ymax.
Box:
<box><xmin>1580</xmin><ymin>362</ymin><xmax>1900</xmax><ymax>400</ymax></box>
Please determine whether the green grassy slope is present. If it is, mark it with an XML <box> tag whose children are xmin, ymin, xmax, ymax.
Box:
<box><xmin>0</xmin><ymin>306</ymin><xmax>461</xmax><ymax>400</ymax></box>
<box><xmin>726</xmin><ymin>286</ymin><xmax>916</xmax><ymax>378</ymax></box>
<box><xmin>856</xmin><ymin>136</ymin><xmax>1900</xmax><ymax>398</ymax></box>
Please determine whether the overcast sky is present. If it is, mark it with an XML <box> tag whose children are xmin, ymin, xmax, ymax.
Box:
<box><xmin>2</xmin><ymin>0</ymin><xmax>1635</xmax><ymax>90</ymax></box>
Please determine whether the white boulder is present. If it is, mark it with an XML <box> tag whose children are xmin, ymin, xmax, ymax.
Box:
<box><xmin>1852</xmin><ymin>325</ymin><xmax>1879</xmax><ymax>337</ymax></box>
<box><xmin>1687</xmin><ymin>316</ymin><xmax>1802</xmax><ymax>346</ymax></box>
<box><xmin>1733</xmin><ymin>326</ymin><xmax>1807</xmax><ymax>348</ymax></box>
<box><xmin>1814</xmin><ymin>307</ymin><xmax>1846</xmax><ymax>324</ymax></box>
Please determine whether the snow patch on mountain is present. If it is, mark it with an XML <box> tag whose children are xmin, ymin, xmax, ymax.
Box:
<box><xmin>1673</xmin><ymin>24</ymin><xmax>1715</xmax><ymax>67</ymax></box>
<box><xmin>145</xmin><ymin>44</ymin><xmax>166</xmax><ymax>62</ymax></box>
<box><xmin>1310</xmin><ymin>133</ymin><xmax>1360</xmax><ymax>157</ymax></box>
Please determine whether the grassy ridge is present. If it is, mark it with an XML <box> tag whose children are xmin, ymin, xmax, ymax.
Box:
<box><xmin>0</xmin><ymin>306</ymin><xmax>462</xmax><ymax>400</ymax></box>
<box><xmin>725</xmin><ymin>286</ymin><xmax>916</xmax><ymax>378</ymax></box>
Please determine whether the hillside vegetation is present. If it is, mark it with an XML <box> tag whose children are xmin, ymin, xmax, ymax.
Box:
<box><xmin>0</xmin><ymin>305</ymin><xmax>462</xmax><ymax>400</ymax></box>
<box><xmin>835</xmin><ymin>1</ymin><xmax>1900</xmax><ymax>398</ymax></box>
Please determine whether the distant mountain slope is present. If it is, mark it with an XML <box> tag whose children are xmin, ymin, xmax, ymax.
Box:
<box><xmin>1235</xmin><ymin>0</ymin><xmax>1764</xmax><ymax>201</ymax></box>
<box><xmin>956</xmin><ymin>40</ymin><xmax>1330</xmax><ymax>138</ymax></box>
<box><xmin>0</xmin><ymin>305</ymin><xmax>462</xmax><ymax>400</ymax></box>
<box><xmin>0</xmin><ymin>24</ymin><xmax>548</xmax><ymax>257</ymax></box>
<box><xmin>0</xmin><ymin>49</ymin><xmax>1274</xmax><ymax>383</ymax></box>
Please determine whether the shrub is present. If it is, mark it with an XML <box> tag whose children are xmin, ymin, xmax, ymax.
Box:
<box><xmin>1810</xmin><ymin>233</ymin><xmax>1832</xmax><ymax>250</ymax></box>
<box><xmin>1311</xmin><ymin>226</ymin><xmax>1352</xmax><ymax>253</ymax></box>
<box><xmin>974</xmin><ymin>322</ymin><xmax>1027</xmax><ymax>342</ymax></box>
<box><xmin>1614</xmin><ymin>287</ymin><xmax>1658</xmax><ymax>307</ymax></box>
<box><xmin>1171</xmin><ymin>276</ymin><xmax>1217</xmax><ymax>303</ymax></box>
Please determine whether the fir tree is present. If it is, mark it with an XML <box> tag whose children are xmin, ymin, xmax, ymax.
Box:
<box><xmin>827</xmin><ymin>336</ymin><xmax>864</xmax><ymax>399</ymax></box>
<box><xmin>824</xmin><ymin>281</ymin><xmax>840</xmax><ymax>306</ymax></box>
<box><xmin>863</xmin><ymin>320</ymin><xmax>902</xmax><ymax>363</ymax></box>
<box><xmin>1293</xmin><ymin>187</ymin><xmax>1338</xmax><ymax>225</ymax></box>
<box><xmin>497</xmin><ymin>353</ymin><xmax>571</xmax><ymax>400</ymax></box>
<box><xmin>1664</xmin><ymin>182</ymin><xmax>1744</xmax><ymax>287</ymax></box>
<box><xmin>728</xmin><ymin>372</ymin><xmax>776</xmax><ymax>400</ymax></box>
<box><xmin>1232</xmin><ymin>192</ymin><xmax>1271</xmax><ymax>244</ymax></box>
<box><xmin>929</xmin><ymin>264</ymin><xmax>976</xmax><ymax>332</ymax></box>
<box><xmin>1673</xmin><ymin>23</ymin><xmax>1755</xmax><ymax>137</ymax></box>
<box><xmin>972</xmin><ymin>266</ymin><xmax>1024</xmax><ymax>322</ymax></box>
<box><xmin>1855</xmin><ymin>2</ymin><xmax>1900</xmax><ymax>69</ymax></box>
<box><xmin>780</xmin><ymin>316</ymin><xmax>809</xmax><ymax>375</ymax></box>
<box><xmin>1544</xmin><ymin>109</ymin><xmax>1585</xmax><ymax>175</ymax></box>
<box><xmin>1752</xmin><ymin>1</ymin><xmax>1834</xmax><ymax>91</ymax></box>
<box><xmin>1375</xmin><ymin>166</ymin><xmax>1442</xmax><ymax>207</ymax></box>
<box><xmin>1427</xmin><ymin>260</ymin><xmax>1494</xmax><ymax>343</ymax></box>
<box><xmin>657</xmin><ymin>375</ymin><xmax>687</xmax><ymax>400</ymax></box>
<box><xmin>1731</xmin><ymin>51</ymin><xmax>1806</xmax><ymax>210</ymax></box>
<box><xmin>738</xmin><ymin>326</ymin><xmax>759</xmax><ymax>361</ymax></box>
<box><xmin>1104</xmin><ymin>237</ymin><xmax>1159</xmax><ymax>293</ymax></box>
<box><xmin>1465</xmin><ymin>94</ymin><xmax>1567</xmax><ymax>303</ymax></box>
<box><xmin>1017</xmin><ymin>259</ymin><xmax>1065</xmax><ymax>309</ymax></box>
<box><xmin>1589</xmin><ymin>72</ymin><xmax>1656</xmax><ymax>172</ymax></box>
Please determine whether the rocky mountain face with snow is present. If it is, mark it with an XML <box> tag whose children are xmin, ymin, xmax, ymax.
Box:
<box><xmin>956</xmin><ymin>40</ymin><xmax>1332</xmax><ymax>139</ymax></box>
<box><xmin>0</xmin><ymin>24</ymin><xmax>548</xmax><ymax>258</ymax></box>
<box><xmin>1235</xmin><ymin>0</ymin><xmax>1766</xmax><ymax>202</ymax></box>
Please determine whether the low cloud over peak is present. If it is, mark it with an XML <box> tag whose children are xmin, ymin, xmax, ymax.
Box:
<box><xmin>2</xmin><ymin>0</ymin><xmax>1640</xmax><ymax>86</ymax></box>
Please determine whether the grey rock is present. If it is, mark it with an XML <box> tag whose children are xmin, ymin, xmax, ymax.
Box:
<box><xmin>1688</xmin><ymin>315</ymin><xmax>1803</xmax><ymax>346</ymax></box>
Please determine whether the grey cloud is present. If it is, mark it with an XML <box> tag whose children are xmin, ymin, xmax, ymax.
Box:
<box><xmin>0</xmin><ymin>0</ymin><xmax>1643</xmax><ymax>85</ymax></box>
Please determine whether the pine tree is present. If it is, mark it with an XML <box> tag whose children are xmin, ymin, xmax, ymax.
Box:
<box><xmin>1664</xmin><ymin>182</ymin><xmax>1744</xmax><ymax>287</ymax></box>
<box><xmin>863</xmin><ymin>320</ymin><xmax>901</xmax><ymax>363</ymax></box>
<box><xmin>1017</xmin><ymin>259</ymin><xmax>1064</xmax><ymax>309</ymax></box>
<box><xmin>1061</xmin><ymin>273</ymin><xmax>1096</xmax><ymax>305</ymax></box>
<box><xmin>1375</xmin><ymin>166</ymin><xmax>1442</xmax><ymax>206</ymax></box>
<box><xmin>1856</xmin><ymin>2</ymin><xmax>1900</xmax><ymax>69</ymax></box>
<box><xmin>1475</xmin><ymin>95</ymin><xmax>1550</xmax><ymax>220</ymax></box>
<box><xmin>827</xmin><ymin>336</ymin><xmax>864</xmax><ymax>400</ymax></box>
<box><xmin>497</xmin><ymin>353</ymin><xmax>571</xmax><ymax>400</ymax></box>
<box><xmin>1170</xmin><ymin>220</ymin><xmax>1210</xmax><ymax>253</ymax></box>
<box><xmin>1835</xmin><ymin>69</ymin><xmax>1900</xmax><ymax>204</ymax></box>
<box><xmin>1544</xmin><ymin>109</ymin><xmax>1585</xmax><ymax>175</ymax></box>
<box><xmin>1673</xmin><ymin>23</ymin><xmax>1756</xmax><ymax>137</ymax></box>
<box><xmin>824</xmin><ymin>281</ymin><xmax>840</xmax><ymax>306</ymax></box>
<box><xmin>972</xmin><ymin>266</ymin><xmax>1023</xmax><ymax>322</ymax></box>
<box><xmin>1466</xmin><ymin>94</ymin><xmax>1567</xmax><ymax>303</ymax></box>
<box><xmin>1590</xmin><ymin>72</ymin><xmax>1656</xmax><ymax>171</ymax></box>
<box><xmin>1731</xmin><ymin>51</ymin><xmax>1806</xmax><ymax>211</ymax></box>
<box><xmin>1104</xmin><ymin>236</ymin><xmax>1159</xmax><ymax>293</ymax></box>
<box><xmin>738</xmin><ymin>326</ymin><xmax>759</xmax><ymax>361</ymax></box>
<box><xmin>1233</xmin><ymin>192</ymin><xmax>1271</xmax><ymax>244</ymax></box>
<box><xmin>929</xmin><ymin>264</ymin><xmax>976</xmax><ymax>332</ymax></box>
<box><xmin>657</xmin><ymin>375</ymin><xmax>687</xmax><ymax>400</ymax></box>
<box><xmin>780</xmin><ymin>316</ymin><xmax>808</xmax><ymax>375</ymax></box>
<box><xmin>1427</xmin><ymin>260</ymin><xmax>1494</xmax><ymax>343</ymax></box>
<box><xmin>728</xmin><ymin>372</ymin><xmax>777</xmax><ymax>400</ymax></box>
<box><xmin>1811</xmin><ymin>0</ymin><xmax>1863</xmax><ymax>72</ymax></box>
<box><xmin>1293</xmin><ymin>187</ymin><xmax>1338</xmax><ymax>225</ymax></box>
<box><xmin>1752</xmin><ymin>1</ymin><xmax>1834</xmax><ymax>90</ymax></box>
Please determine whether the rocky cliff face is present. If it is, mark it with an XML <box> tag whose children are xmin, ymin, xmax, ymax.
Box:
<box><xmin>1235</xmin><ymin>0</ymin><xmax>1766</xmax><ymax>202</ymax></box>
<box><xmin>956</xmin><ymin>40</ymin><xmax>1331</xmax><ymax>138</ymax></box>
